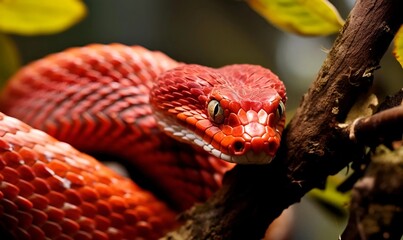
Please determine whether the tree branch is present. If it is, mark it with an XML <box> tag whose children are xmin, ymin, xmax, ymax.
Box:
<box><xmin>349</xmin><ymin>105</ymin><xmax>403</xmax><ymax>146</ymax></box>
<box><xmin>344</xmin><ymin>89</ymin><xmax>403</xmax><ymax>147</ymax></box>
<box><xmin>340</xmin><ymin>76</ymin><xmax>403</xmax><ymax>240</ymax></box>
<box><xmin>164</xmin><ymin>0</ymin><xmax>403</xmax><ymax>239</ymax></box>
<box><xmin>341</xmin><ymin>146</ymin><xmax>403</xmax><ymax>240</ymax></box>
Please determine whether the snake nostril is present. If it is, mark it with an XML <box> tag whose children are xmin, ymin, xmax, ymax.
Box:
<box><xmin>233</xmin><ymin>140</ymin><xmax>245</xmax><ymax>153</ymax></box>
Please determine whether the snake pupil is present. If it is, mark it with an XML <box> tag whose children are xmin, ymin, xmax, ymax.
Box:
<box><xmin>213</xmin><ymin>104</ymin><xmax>220</xmax><ymax>116</ymax></box>
<box><xmin>277</xmin><ymin>101</ymin><xmax>285</xmax><ymax>119</ymax></box>
<box><xmin>207</xmin><ymin>99</ymin><xmax>224</xmax><ymax>124</ymax></box>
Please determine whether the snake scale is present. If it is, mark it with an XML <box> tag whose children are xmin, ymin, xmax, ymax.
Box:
<box><xmin>0</xmin><ymin>43</ymin><xmax>286</xmax><ymax>240</ymax></box>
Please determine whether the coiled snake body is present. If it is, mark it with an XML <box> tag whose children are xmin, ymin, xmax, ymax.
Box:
<box><xmin>0</xmin><ymin>44</ymin><xmax>286</xmax><ymax>239</ymax></box>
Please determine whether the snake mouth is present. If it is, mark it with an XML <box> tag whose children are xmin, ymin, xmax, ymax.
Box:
<box><xmin>197</xmin><ymin>140</ymin><xmax>274</xmax><ymax>164</ymax></box>
<box><xmin>210</xmin><ymin>147</ymin><xmax>274</xmax><ymax>164</ymax></box>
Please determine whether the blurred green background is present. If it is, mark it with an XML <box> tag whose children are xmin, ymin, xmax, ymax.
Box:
<box><xmin>4</xmin><ymin>1</ymin><xmax>403</xmax><ymax>239</ymax></box>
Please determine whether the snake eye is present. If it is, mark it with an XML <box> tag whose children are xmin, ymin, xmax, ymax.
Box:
<box><xmin>207</xmin><ymin>99</ymin><xmax>224</xmax><ymax>124</ymax></box>
<box><xmin>276</xmin><ymin>101</ymin><xmax>285</xmax><ymax>120</ymax></box>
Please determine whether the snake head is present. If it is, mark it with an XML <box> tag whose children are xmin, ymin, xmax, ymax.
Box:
<box><xmin>150</xmin><ymin>64</ymin><xmax>286</xmax><ymax>164</ymax></box>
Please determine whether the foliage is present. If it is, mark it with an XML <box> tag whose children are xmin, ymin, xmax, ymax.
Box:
<box><xmin>247</xmin><ymin>0</ymin><xmax>344</xmax><ymax>36</ymax></box>
<box><xmin>0</xmin><ymin>0</ymin><xmax>86</xmax><ymax>35</ymax></box>
<box><xmin>309</xmin><ymin>174</ymin><xmax>350</xmax><ymax>215</ymax></box>
<box><xmin>248</xmin><ymin>0</ymin><xmax>403</xmax><ymax>69</ymax></box>
<box><xmin>0</xmin><ymin>0</ymin><xmax>86</xmax><ymax>85</ymax></box>
<box><xmin>0</xmin><ymin>33</ymin><xmax>20</xmax><ymax>87</ymax></box>
<box><xmin>394</xmin><ymin>25</ymin><xmax>403</xmax><ymax>68</ymax></box>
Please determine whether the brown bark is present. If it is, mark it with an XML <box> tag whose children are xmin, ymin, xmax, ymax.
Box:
<box><xmin>349</xmin><ymin>105</ymin><xmax>403</xmax><ymax>146</ymax></box>
<box><xmin>341</xmin><ymin>146</ymin><xmax>403</xmax><ymax>240</ymax></box>
<box><xmin>163</xmin><ymin>0</ymin><xmax>403</xmax><ymax>239</ymax></box>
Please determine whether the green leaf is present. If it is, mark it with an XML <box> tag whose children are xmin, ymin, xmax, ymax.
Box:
<box><xmin>308</xmin><ymin>174</ymin><xmax>350</xmax><ymax>215</ymax></box>
<box><xmin>0</xmin><ymin>0</ymin><xmax>86</xmax><ymax>35</ymax></box>
<box><xmin>247</xmin><ymin>0</ymin><xmax>344</xmax><ymax>36</ymax></box>
<box><xmin>393</xmin><ymin>25</ymin><xmax>403</xmax><ymax>68</ymax></box>
<box><xmin>0</xmin><ymin>33</ymin><xmax>20</xmax><ymax>88</ymax></box>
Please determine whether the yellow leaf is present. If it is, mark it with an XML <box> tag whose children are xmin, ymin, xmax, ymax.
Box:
<box><xmin>247</xmin><ymin>0</ymin><xmax>344</xmax><ymax>36</ymax></box>
<box><xmin>0</xmin><ymin>0</ymin><xmax>86</xmax><ymax>35</ymax></box>
<box><xmin>393</xmin><ymin>25</ymin><xmax>403</xmax><ymax>68</ymax></box>
<box><xmin>0</xmin><ymin>33</ymin><xmax>20</xmax><ymax>88</ymax></box>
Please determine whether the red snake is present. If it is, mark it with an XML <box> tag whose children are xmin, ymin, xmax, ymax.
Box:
<box><xmin>0</xmin><ymin>44</ymin><xmax>286</xmax><ymax>239</ymax></box>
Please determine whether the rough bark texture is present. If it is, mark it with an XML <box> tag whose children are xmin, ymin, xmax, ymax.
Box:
<box><xmin>164</xmin><ymin>0</ymin><xmax>403</xmax><ymax>239</ymax></box>
<box><xmin>341</xmin><ymin>146</ymin><xmax>403</xmax><ymax>240</ymax></box>
<box><xmin>340</xmin><ymin>79</ymin><xmax>403</xmax><ymax>240</ymax></box>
